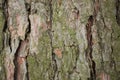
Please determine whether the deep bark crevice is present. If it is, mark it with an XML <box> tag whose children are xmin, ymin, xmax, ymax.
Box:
<box><xmin>25</xmin><ymin>16</ymin><xmax>30</xmax><ymax>80</ymax></box>
<box><xmin>1</xmin><ymin>0</ymin><xmax>119</xmax><ymax>80</ymax></box>
<box><xmin>13</xmin><ymin>1</ymin><xmax>31</xmax><ymax>80</ymax></box>
<box><xmin>26</xmin><ymin>57</ymin><xmax>29</xmax><ymax>80</ymax></box>
<box><xmin>13</xmin><ymin>40</ymin><xmax>22</xmax><ymax>80</ymax></box>
<box><xmin>85</xmin><ymin>15</ymin><xmax>96</xmax><ymax>80</ymax></box>
<box><xmin>47</xmin><ymin>0</ymin><xmax>59</xmax><ymax>80</ymax></box>
<box><xmin>116</xmin><ymin>0</ymin><xmax>120</xmax><ymax>26</ymax></box>
<box><xmin>2</xmin><ymin>0</ymin><xmax>8</xmax><ymax>51</ymax></box>
<box><xmin>13</xmin><ymin>39</ymin><xmax>29</xmax><ymax>80</ymax></box>
<box><xmin>2</xmin><ymin>0</ymin><xmax>8</xmax><ymax>32</ymax></box>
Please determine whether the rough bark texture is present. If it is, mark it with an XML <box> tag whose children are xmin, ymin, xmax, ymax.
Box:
<box><xmin>0</xmin><ymin>0</ymin><xmax>120</xmax><ymax>80</ymax></box>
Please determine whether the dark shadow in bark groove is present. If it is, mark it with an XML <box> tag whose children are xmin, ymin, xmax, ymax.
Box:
<box><xmin>26</xmin><ymin>58</ymin><xmax>29</xmax><ymax>80</ymax></box>
<box><xmin>24</xmin><ymin>3</ymin><xmax>31</xmax><ymax>80</ymax></box>
<box><xmin>13</xmin><ymin>40</ymin><xmax>22</xmax><ymax>80</ymax></box>
<box><xmin>47</xmin><ymin>0</ymin><xmax>59</xmax><ymax>80</ymax></box>
<box><xmin>2</xmin><ymin>0</ymin><xmax>8</xmax><ymax>32</ymax></box>
<box><xmin>13</xmin><ymin>39</ymin><xmax>29</xmax><ymax>80</ymax></box>
<box><xmin>85</xmin><ymin>15</ymin><xmax>96</xmax><ymax>80</ymax></box>
<box><xmin>116</xmin><ymin>0</ymin><xmax>120</xmax><ymax>26</ymax></box>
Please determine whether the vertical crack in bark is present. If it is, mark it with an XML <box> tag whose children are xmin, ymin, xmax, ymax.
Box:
<box><xmin>47</xmin><ymin>0</ymin><xmax>58</xmax><ymax>80</ymax></box>
<box><xmin>86</xmin><ymin>15</ymin><xmax>96</xmax><ymax>80</ymax></box>
<box><xmin>3</xmin><ymin>0</ymin><xmax>13</xmax><ymax>55</ymax></box>
<box><xmin>75</xmin><ymin>45</ymin><xmax>80</xmax><ymax>71</ymax></box>
<box><xmin>2</xmin><ymin>0</ymin><xmax>16</xmax><ymax>80</ymax></box>
<box><xmin>26</xmin><ymin>58</ymin><xmax>29</xmax><ymax>80</ymax></box>
<box><xmin>116</xmin><ymin>0</ymin><xmax>120</xmax><ymax>26</ymax></box>
<box><xmin>14</xmin><ymin>39</ymin><xmax>29</xmax><ymax>80</ymax></box>
<box><xmin>2</xmin><ymin>0</ymin><xmax>9</xmax><ymax>50</ymax></box>
<box><xmin>2</xmin><ymin>0</ymin><xmax>8</xmax><ymax>32</ymax></box>
<box><xmin>86</xmin><ymin>0</ymin><xmax>104</xmax><ymax>79</ymax></box>
<box><xmin>13</xmin><ymin>1</ymin><xmax>31</xmax><ymax>80</ymax></box>
<box><xmin>85</xmin><ymin>1</ymin><xmax>101</xmax><ymax>79</ymax></box>
<box><xmin>25</xmin><ymin>10</ymin><xmax>31</xmax><ymax>80</ymax></box>
<box><xmin>13</xmin><ymin>40</ymin><xmax>21</xmax><ymax>80</ymax></box>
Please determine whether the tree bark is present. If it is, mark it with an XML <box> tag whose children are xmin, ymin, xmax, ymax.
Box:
<box><xmin>0</xmin><ymin>0</ymin><xmax>120</xmax><ymax>80</ymax></box>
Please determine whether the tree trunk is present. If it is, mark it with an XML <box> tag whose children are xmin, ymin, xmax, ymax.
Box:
<box><xmin>0</xmin><ymin>0</ymin><xmax>120</xmax><ymax>80</ymax></box>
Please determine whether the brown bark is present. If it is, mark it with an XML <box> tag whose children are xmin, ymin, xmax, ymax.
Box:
<box><xmin>0</xmin><ymin>0</ymin><xmax>120</xmax><ymax>80</ymax></box>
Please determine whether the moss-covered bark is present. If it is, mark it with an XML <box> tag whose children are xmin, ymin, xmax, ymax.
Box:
<box><xmin>0</xmin><ymin>0</ymin><xmax>120</xmax><ymax>80</ymax></box>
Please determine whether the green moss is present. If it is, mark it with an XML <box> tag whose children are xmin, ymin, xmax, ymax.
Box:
<box><xmin>0</xmin><ymin>51</ymin><xmax>6</xmax><ymax>80</ymax></box>
<box><xmin>100</xmin><ymin>1</ymin><xmax>120</xmax><ymax>79</ymax></box>
<box><xmin>0</xmin><ymin>9</ymin><xmax>4</xmax><ymax>50</ymax></box>
<box><xmin>0</xmin><ymin>8</ymin><xmax>5</xmax><ymax>80</ymax></box>
<box><xmin>27</xmin><ymin>30</ymin><xmax>53</xmax><ymax>80</ymax></box>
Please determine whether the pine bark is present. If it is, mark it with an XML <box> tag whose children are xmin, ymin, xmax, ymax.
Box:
<box><xmin>0</xmin><ymin>0</ymin><xmax>120</xmax><ymax>80</ymax></box>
